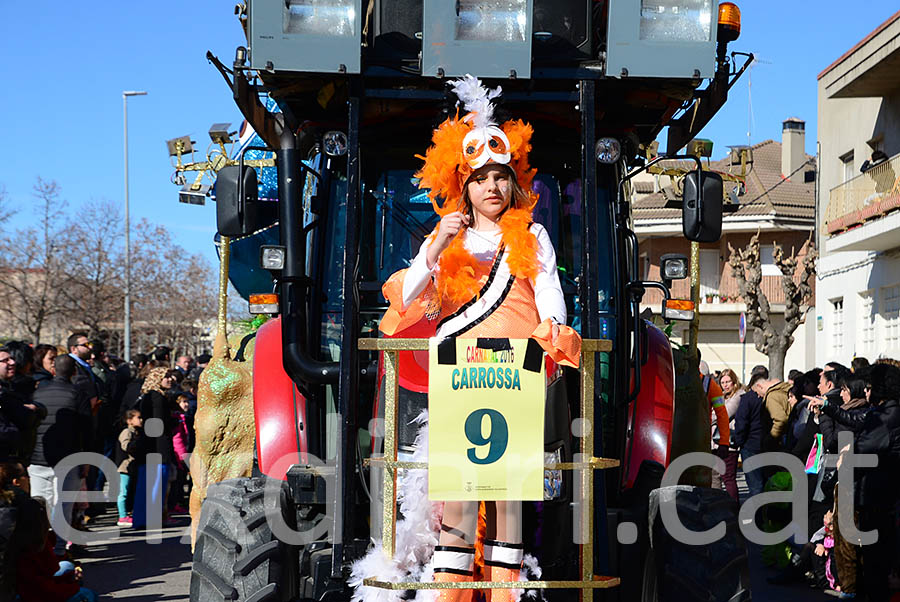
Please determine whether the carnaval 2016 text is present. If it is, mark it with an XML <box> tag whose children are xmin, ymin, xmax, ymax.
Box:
<box><xmin>450</xmin><ymin>366</ymin><xmax>521</xmax><ymax>390</ymax></box>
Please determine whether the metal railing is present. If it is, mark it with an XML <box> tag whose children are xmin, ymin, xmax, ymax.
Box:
<box><xmin>358</xmin><ymin>337</ymin><xmax>619</xmax><ymax>599</ymax></box>
<box><xmin>825</xmin><ymin>153</ymin><xmax>900</xmax><ymax>233</ymax></box>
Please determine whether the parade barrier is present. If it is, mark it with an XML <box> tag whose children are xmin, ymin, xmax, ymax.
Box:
<box><xmin>358</xmin><ymin>337</ymin><xmax>620</xmax><ymax>599</ymax></box>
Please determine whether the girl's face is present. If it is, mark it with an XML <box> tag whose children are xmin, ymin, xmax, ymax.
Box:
<box><xmin>466</xmin><ymin>166</ymin><xmax>512</xmax><ymax>223</ymax></box>
<box><xmin>162</xmin><ymin>375</ymin><xmax>174</xmax><ymax>390</ymax></box>
<box><xmin>840</xmin><ymin>386</ymin><xmax>851</xmax><ymax>404</ymax></box>
<box><xmin>128</xmin><ymin>413</ymin><xmax>143</xmax><ymax>428</ymax></box>
<box><xmin>178</xmin><ymin>399</ymin><xmax>189</xmax><ymax>413</ymax></box>
<box><xmin>720</xmin><ymin>374</ymin><xmax>734</xmax><ymax>395</ymax></box>
<box><xmin>43</xmin><ymin>350</ymin><xmax>57</xmax><ymax>374</ymax></box>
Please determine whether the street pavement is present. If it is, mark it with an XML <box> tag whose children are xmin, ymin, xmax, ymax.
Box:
<box><xmin>78</xmin><ymin>474</ymin><xmax>833</xmax><ymax>600</ymax></box>
<box><xmin>76</xmin><ymin>507</ymin><xmax>193</xmax><ymax>600</ymax></box>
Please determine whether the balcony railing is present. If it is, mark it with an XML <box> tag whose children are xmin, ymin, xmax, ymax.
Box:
<box><xmin>825</xmin><ymin>152</ymin><xmax>900</xmax><ymax>235</ymax></box>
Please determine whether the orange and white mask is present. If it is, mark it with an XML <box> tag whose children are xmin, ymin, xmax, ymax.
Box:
<box><xmin>462</xmin><ymin>124</ymin><xmax>511</xmax><ymax>170</ymax></box>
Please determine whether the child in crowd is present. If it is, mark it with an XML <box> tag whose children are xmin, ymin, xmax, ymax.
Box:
<box><xmin>16</xmin><ymin>498</ymin><xmax>97</xmax><ymax>602</ymax></box>
<box><xmin>168</xmin><ymin>395</ymin><xmax>191</xmax><ymax>514</ymax></box>
<box><xmin>115</xmin><ymin>410</ymin><xmax>143</xmax><ymax>527</ymax></box>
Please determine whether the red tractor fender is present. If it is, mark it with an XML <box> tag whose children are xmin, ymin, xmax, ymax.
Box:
<box><xmin>252</xmin><ymin>317</ymin><xmax>308</xmax><ymax>481</ymax></box>
<box><xmin>621</xmin><ymin>320</ymin><xmax>675</xmax><ymax>490</ymax></box>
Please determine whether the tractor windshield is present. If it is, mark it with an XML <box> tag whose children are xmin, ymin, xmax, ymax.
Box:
<box><xmin>354</xmin><ymin>169</ymin><xmax>617</xmax><ymax>335</ymax></box>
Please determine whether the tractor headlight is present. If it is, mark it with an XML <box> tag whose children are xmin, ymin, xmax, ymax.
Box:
<box><xmin>595</xmin><ymin>138</ymin><xmax>622</xmax><ymax>164</ymax></box>
<box><xmin>260</xmin><ymin>245</ymin><xmax>286</xmax><ymax>271</ymax></box>
<box><xmin>640</xmin><ymin>0</ymin><xmax>714</xmax><ymax>43</ymax></box>
<box><xmin>323</xmin><ymin>131</ymin><xmax>348</xmax><ymax>157</ymax></box>
<box><xmin>660</xmin><ymin>253</ymin><xmax>689</xmax><ymax>280</ymax></box>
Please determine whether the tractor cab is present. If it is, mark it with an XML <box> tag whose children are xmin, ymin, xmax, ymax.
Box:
<box><xmin>185</xmin><ymin>2</ymin><xmax>753</xmax><ymax>601</ymax></box>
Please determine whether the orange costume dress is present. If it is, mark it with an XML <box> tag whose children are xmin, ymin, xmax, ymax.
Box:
<box><xmin>376</xmin><ymin>75</ymin><xmax>581</xmax><ymax>602</ymax></box>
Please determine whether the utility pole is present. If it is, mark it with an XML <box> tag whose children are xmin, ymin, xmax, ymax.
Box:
<box><xmin>123</xmin><ymin>90</ymin><xmax>147</xmax><ymax>362</ymax></box>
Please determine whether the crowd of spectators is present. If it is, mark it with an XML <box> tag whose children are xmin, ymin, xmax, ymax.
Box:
<box><xmin>0</xmin><ymin>334</ymin><xmax>208</xmax><ymax>601</ymax></box>
<box><xmin>704</xmin><ymin>356</ymin><xmax>900</xmax><ymax>600</ymax></box>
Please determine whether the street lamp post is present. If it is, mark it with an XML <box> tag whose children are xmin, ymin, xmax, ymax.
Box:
<box><xmin>123</xmin><ymin>90</ymin><xmax>147</xmax><ymax>362</ymax></box>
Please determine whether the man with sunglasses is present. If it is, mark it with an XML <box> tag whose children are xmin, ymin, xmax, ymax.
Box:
<box><xmin>67</xmin><ymin>333</ymin><xmax>99</xmax><ymax>411</ymax></box>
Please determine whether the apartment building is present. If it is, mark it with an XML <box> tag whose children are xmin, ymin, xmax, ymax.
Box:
<box><xmin>816</xmin><ymin>10</ymin><xmax>900</xmax><ymax>365</ymax></box>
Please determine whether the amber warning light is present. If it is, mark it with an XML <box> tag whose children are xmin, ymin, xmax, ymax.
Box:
<box><xmin>718</xmin><ymin>3</ymin><xmax>741</xmax><ymax>43</ymax></box>
<box><xmin>249</xmin><ymin>294</ymin><xmax>279</xmax><ymax>315</ymax></box>
<box><xmin>663</xmin><ymin>299</ymin><xmax>695</xmax><ymax>322</ymax></box>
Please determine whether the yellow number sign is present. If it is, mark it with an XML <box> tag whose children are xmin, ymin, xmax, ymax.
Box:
<box><xmin>428</xmin><ymin>337</ymin><xmax>545</xmax><ymax>501</ymax></box>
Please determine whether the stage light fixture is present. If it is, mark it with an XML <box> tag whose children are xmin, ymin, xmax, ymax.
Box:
<box><xmin>167</xmin><ymin>136</ymin><xmax>194</xmax><ymax>157</ymax></box>
<box><xmin>179</xmin><ymin>183</ymin><xmax>210</xmax><ymax>205</ymax></box>
<box><xmin>209</xmin><ymin>123</ymin><xmax>235</xmax><ymax>145</ymax></box>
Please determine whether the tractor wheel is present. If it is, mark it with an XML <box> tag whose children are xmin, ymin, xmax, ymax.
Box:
<box><xmin>647</xmin><ymin>486</ymin><xmax>750</xmax><ymax>602</ymax></box>
<box><xmin>190</xmin><ymin>477</ymin><xmax>298</xmax><ymax>602</ymax></box>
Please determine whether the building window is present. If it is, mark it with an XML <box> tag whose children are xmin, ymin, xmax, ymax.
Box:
<box><xmin>699</xmin><ymin>249</ymin><xmax>720</xmax><ymax>298</ymax></box>
<box><xmin>831</xmin><ymin>298</ymin><xmax>844</xmax><ymax>354</ymax></box>
<box><xmin>882</xmin><ymin>285</ymin><xmax>900</xmax><ymax>348</ymax></box>
<box><xmin>859</xmin><ymin>291</ymin><xmax>875</xmax><ymax>353</ymax></box>
<box><xmin>840</xmin><ymin>151</ymin><xmax>855</xmax><ymax>183</ymax></box>
<box><xmin>760</xmin><ymin>245</ymin><xmax>781</xmax><ymax>277</ymax></box>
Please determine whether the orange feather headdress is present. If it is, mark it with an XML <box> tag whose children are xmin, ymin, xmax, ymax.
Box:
<box><xmin>415</xmin><ymin>75</ymin><xmax>538</xmax><ymax>216</ymax></box>
<box><xmin>412</xmin><ymin>76</ymin><xmax>541</xmax><ymax>305</ymax></box>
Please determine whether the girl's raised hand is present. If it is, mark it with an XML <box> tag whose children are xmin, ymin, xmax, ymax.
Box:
<box><xmin>427</xmin><ymin>211</ymin><xmax>469</xmax><ymax>268</ymax></box>
<box><xmin>436</xmin><ymin>212</ymin><xmax>469</xmax><ymax>245</ymax></box>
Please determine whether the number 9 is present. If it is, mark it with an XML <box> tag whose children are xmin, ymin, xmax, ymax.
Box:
<box><xmin>464</xmin><ymin>408</ymin><xmax>509</xmax><ymax>465</ymax></box>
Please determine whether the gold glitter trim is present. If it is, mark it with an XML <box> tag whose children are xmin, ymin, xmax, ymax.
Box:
<box><xmin>362</xmin><ymin>338</ymin><xmax>617</xmax><ymax>593</ymax></box>
<box><xmin>363</xmin><ymin>457</ymin><xmax>619</xmax><ymax>470</ymax></box>
<box><xmin>359</xmin><ymin>338</ymin><xmax>613</xmax><ymax>353</ymax></box>
<box><xmin>381</xmin><ymin>350</ymin><xmax>399</xmax><ymax>559</ymax></box>
<box><xmin>361</xmin><ymin>578</ymin><xmax>620</xmax><ymax>590</ymax></box>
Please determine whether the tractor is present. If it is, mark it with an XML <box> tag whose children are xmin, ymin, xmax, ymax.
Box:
<box><xmin>186</xmin><ymin>1</ymin><xmax>753</xmax><ymax>600</ymax></box>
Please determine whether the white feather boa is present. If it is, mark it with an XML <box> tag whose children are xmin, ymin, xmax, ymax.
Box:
<box><xmin>349</xmin><ymin>411</ymin><xmax>542</xmax><ymax>601</ymax></box>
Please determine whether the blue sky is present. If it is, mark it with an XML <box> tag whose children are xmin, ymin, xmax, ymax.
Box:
<box><xmin>2</xmin><ymin>2</ymin><xmax>897</xmax><ymax>266</ymax></box>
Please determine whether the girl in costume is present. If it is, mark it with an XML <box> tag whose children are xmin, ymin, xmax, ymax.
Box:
<box><xmin>379</xmin><ymin>75</ymin><xmax>581</xmax><ymax>602</ymax></box>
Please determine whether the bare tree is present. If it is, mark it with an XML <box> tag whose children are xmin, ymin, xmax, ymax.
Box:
<box><xmin>58</xmin><ymin>200</ymin><xmax>125</xmax><ymax>337</ymax></box>
<box><xmin>0</xmin><ymin>185</ymin><xmax>15</xmax><ymax>228</ymax></box>
<box><xmin>0</xmin><ymin>179</ymin><xmax>69</xmax><ymax>341</ymax></box>
<box><xmin>727</xmin><ymin>232</ymin><xmax>817</xmax><ymax>380</ymax></box>
<box><xmin>130</xmin><ymin>219</ymin><xmax>217</xmax><ymax>355</ymax></box>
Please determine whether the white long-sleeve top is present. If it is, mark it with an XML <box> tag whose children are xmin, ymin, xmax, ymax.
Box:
<box><xmin>401</xmin><ymin>223</ymin><xmax>567</xmax><ymax>326</ymax></box>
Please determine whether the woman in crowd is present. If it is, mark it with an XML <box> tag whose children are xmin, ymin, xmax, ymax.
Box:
<box><xmin>32</xmin><ymin>345</ymin><xmax>58</xmax><ymax>389</ymax></box>
<box><xmin>813</xmin><ymin>375</ymin><xmax>870</xmax><ymax>598</ymax></box>
<box><xmin>131</xmin><ymin>367</ymin><xmax>176</xmax><ymax>529</ymax></box>
<box><xmin>713</xmin><ymin>368</ymin><xmax>744</xmax><ymax>501</ymax></box>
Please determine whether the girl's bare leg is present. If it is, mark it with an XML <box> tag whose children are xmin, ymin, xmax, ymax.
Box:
<box><xmin>434</xmin><ymin>501</ymin><xmax>478</xmax><ymax>602</ymax></box>
<box><xmin>483</xmin><ymin>501</ymin><xmax>524</xmax><ymax>602</ymax></box>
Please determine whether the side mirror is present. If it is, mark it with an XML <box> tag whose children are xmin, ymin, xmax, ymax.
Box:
<box><xmin>682</xmin><ymin>170</ymin><xmax>723</xmax><ymax>243</ymax></box>
<box><xmin>216</xmin><ymin>165</ymin><xmax>259</xmax><ymax>237</ymax></box>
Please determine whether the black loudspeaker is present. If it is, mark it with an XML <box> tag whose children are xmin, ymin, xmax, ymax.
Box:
<box><xmin>216</xmin><ymin>165</ymin><xmax>259</xmax><ymax>237</ymax></box>
<box><xmin>533</xmin><ymin>0</ymin><xmax>592</xmax><ymax>60</ymax></box>
<box><xmin>371</xmin><ymin>0</ymin><xmax>422</xmax><ymax>60</ymax></box>
<box><xmin>374</xmin><ymin>0</ymin><xmax>423</xmax><ymax>39</ymax></box>
<box><xmin>682</xmin><ymin>170</ymin><xmax>723</xmax><ymax>243</ymax></box>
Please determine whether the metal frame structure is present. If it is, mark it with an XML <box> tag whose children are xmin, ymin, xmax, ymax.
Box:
<box><xmin>358</xmin><ymin>337</ymin><xmax>618</xmax><ymax>598</ymax></box>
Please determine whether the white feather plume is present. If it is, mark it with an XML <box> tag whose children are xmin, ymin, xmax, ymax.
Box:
<box><xmin>350</xmin><ymin>411</ymin><xmax>442</xmax><ymax>602</ymax></box>
<box><xmin>450</xmin><ymin>74</ymin><xmax>502</xmax><ymax>129</ymax></box>
<box><xmin>349</xmin><ymin>410</ymin><xmax>543</xmax><ymax>602</ymax></box>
